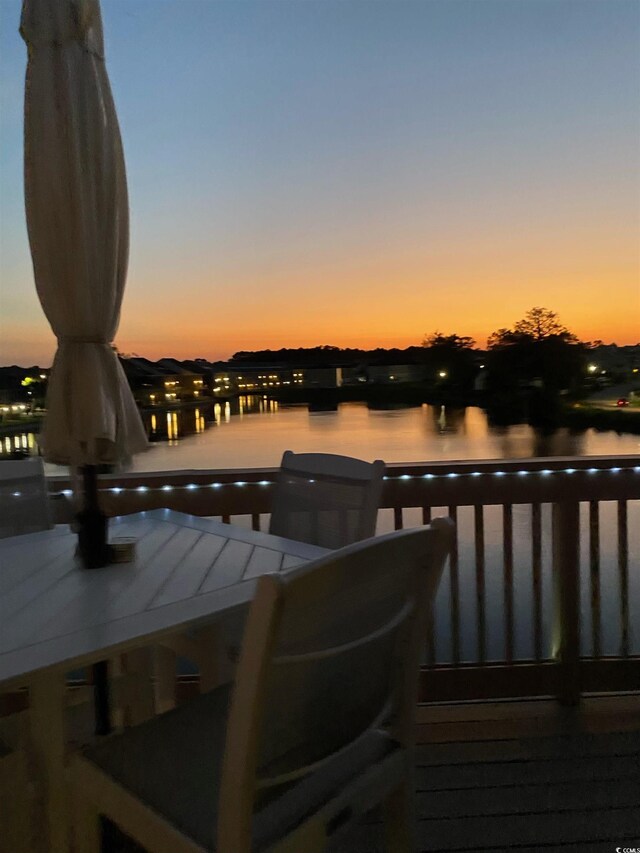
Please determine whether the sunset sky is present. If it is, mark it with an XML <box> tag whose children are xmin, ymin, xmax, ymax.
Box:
<box><xmin>1</xmin><ymin>0</ymin><xmax>638</xmax><ymax>366</ymax></box>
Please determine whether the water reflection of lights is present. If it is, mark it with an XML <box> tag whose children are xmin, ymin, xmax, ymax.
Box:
<box><xmin>224</xmin><ymin>402</ymin><xmax>231</xmax><ymax>423</ymax></box>
<box><xmin>166</xmin><ymin>411</ymin><xmax>179</xmax><ymax>443</ymax></box>
<box><xmin>0</xmin><ymin>433</ymin><xmax>34</xmax><ymax>456</ymax></box>
<box><xmin>214</xmin><ymin>403</ymin><xmax>221</xmax><ymax>426</ymax></box>
<box><xmin>151</xmin><ymin>414</ymin><xmax>157</xmax><ymax>432</ymax></box>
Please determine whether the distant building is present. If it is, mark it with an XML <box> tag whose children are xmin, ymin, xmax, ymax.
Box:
<box><xmin>120</xmin><ymin>357</ymin><xmax>205</xmax><ymax>405</ymax></box>
<box><xmin>590</xmin><ymin>345</ymin><xmax>640</xmax><ymax>381</ymax></box>
<box><xmin>215</xmin><ymin>364</ymin><xmax>311</xmax><ymax>394</ymax></box>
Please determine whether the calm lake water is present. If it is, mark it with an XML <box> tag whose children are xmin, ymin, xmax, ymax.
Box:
<box><xmin>4</xmin><ymin>399</ymin><xmax>638</xmax><ymax>662</ymax></box>
<box><xmin>141</xmin><ymin>400</ymin><xmax>638</xmax><ymax>663</ymax></box>
<box><xmin>3</xmin><ymin>398</ymin><xmax>639</xmax><ymax>469</ymax></box>
<box><xmin>115</xmin><ymin>398</ymin><xmax>640</xmax><ymax>471</ymax></box>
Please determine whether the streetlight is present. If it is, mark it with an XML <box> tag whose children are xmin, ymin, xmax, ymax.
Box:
<box><xmin>438</xmin><ymin>370</ymin><xmax>448</xmax><ymax>379</ymax></box>
<box><xmin>587</xmin><ymin>364</ymin><xmax>598</xmax><ymax>374</ymax></box>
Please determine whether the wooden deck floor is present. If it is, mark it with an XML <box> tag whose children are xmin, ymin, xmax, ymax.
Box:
<box><xmin>327</xmin><ymin>696</ymin><xmax>640</xmax><ymax>853</ymax></box>
<box><xmin>73</xmin><ymin>694</ymin><xmax>640</xmax><ymax>853</ymax></box>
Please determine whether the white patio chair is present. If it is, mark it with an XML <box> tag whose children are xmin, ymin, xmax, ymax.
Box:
<box><xmin>0</xmin><ymin>457</ymin><xmax>52</xmax><ymax>539</ymax></box>
<box><xmin>0</xmin><ymin>455</ymin><xmax>75</xmax><ymax>540</ymax></box>
<box><xmin>71</xmin><ymin>517</ymin><xmax>454</xmax><ymax>853</ymax></box>
<box><xmin>269</xmin><ymin>450</ymin><xmax>385</xmax><ymax>549</ymax></box>
<box><xmin>154</xmin><ymin>451</ymin><xmax>386</xmax><ymax>710</ymax></box>
<box><xmin>0</xmin><ymin>458</ymin><xmax>152</xmax><ymax>746</ymax></box>
<box><xmin>0</xmin><ymin>717</ymin><xmax>34</xmax><ymax>852</ymax></box>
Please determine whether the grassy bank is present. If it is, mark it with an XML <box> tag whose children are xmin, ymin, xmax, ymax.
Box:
<box><xmin>561</xmin><ymin>404</ymin><xmax>640</xmax><ymax>435</ymax></box>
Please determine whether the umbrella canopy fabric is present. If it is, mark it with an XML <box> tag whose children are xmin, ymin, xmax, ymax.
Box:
<box><xmin>20</xmin><ymin>0</ymin><xmax>148</xmax><ymax>467</ymax></box>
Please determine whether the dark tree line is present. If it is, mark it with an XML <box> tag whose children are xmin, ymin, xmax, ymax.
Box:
<box><xmin>232</xmin><ymin>308</ymin><xmax>588</xmax><ymax>398</ymax></box>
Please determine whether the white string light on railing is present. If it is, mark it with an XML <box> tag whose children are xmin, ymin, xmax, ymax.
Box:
<box><xmin>50</xmin><ymin>464</ymin><xmax>639</xmax><ymax>496</ymax></box>
<box><xmin>40</xmin><ymin>465</ymin><xmax>638</xmax><ymax>500</ymax></box>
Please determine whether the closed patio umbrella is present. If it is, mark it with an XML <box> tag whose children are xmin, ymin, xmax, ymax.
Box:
<box><xmin>20</xmin><ymin>0</ymin><xmax>148</xmax><ymax>568</ymax></box>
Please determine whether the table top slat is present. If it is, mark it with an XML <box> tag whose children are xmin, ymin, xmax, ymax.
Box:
<box><xmin>198</xmin><ymin>538</ymin><xmax>255</xmax><ymax>593</ymax></box>
<box><xmin>150</xmin><ymin>532</ymin><xmax>228</xmax><ymax>608</ymax></box>
<box><xmin>0</xmin><ymin>510</ymin><xmax>327</xmax><ymax>686</ymax></box>
<box><xmin>106</xmin><ymin>525</ymin><xmax>204</xmax><ymax>619</ymax></box>
<box><xmin>242</xmin><ymin>546</ymin><xmax>285</xmax><ymax>579</ymax></box>
<box><xmin>9</xmin><ymin>519</ymin><xmax>179</xmax><ymax>647</ymax></box>
<box><xmin>0</xmin><ymin>541</ymin><xmax>76</xmax><ymax>624</ymax></box>
<box><xmin>0</xmin><ymin>533</ymin><xmax>74</xmax><ymax>594</ymax></box>
<box><xmin>281</xmin><ymin>554</ymin><xmax>306</xmax><ymax>570</ymax></box>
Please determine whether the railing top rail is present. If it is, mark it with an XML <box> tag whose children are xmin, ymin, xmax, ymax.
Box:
<box><xmin>48</xmin><ymin>454</ymin><xmax>640</xmax><ymax>484</ymax></box>
<box><xmin>47</xmin><ymin>455</ymin><xmax>640</xmax><ymax>508</ymax></box>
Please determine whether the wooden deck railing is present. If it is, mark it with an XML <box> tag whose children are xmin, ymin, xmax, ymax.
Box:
<box><xmin>50</xmin><ymin>455</ymin><xmax>640</xmax><ymax>704</ymax></box>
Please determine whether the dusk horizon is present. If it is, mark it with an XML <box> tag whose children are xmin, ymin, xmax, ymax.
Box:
<box><xmin>1</xmin><ymin>0</ymin><xmax>639</xmax><ymax>365</ymax></box>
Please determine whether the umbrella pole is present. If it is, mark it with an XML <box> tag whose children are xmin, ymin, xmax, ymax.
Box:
<box><xmin>77</xmin><ymin>464</ymin><xmax>112</xmax><ymax>569</ymax></box>
<box><xmin>77</xmin><ymin>464</ymin><xmax>113</xmax><ymax>733</ymax></box>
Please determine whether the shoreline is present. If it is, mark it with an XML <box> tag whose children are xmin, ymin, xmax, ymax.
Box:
<box><xmin>1</xmin><ymin>395</ymin><xmax>639</xmax><ymax>441</ymax></box>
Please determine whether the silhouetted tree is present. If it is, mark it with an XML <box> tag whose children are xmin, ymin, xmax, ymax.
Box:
<box><xmin>420</xmin><ymin>331</ymin><xmax>478</xmax><ymax>391</ymax></box>
<box><xmin>422</xmin><ymin>331</ymin><xmax>476</xmax><ymax>349</ymax></box>
<box><xmin>485</xmin><ymin>308</ymin><xmax>585</xmax><ymax>401</ymax></box>
<box><xmin>513</xmin><ymin>307</ymin><xmax>576</xmax><ymax>342</ymax></box>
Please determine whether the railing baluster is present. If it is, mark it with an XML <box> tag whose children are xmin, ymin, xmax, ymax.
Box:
<box><xmin>474</xmin><ymin>505</ymin><xmax>486</xmax><ymax>664</ymax></box>
<box><xmin>531</xmin><ymin>502</ymin><xmax>542</xmax><ymax>661</ymax></box>
<box><xmin>589</xmin><ymin>501</ymin><xmax>601</xmax><ymax>658</ymax></box>
<box><xmin>448</xmin><ymin>505</ymin><xmax>460</xmax><ymax>666</ymax></box>
<box><xmin>552</xmin><ymin>501</ymin><xmax>581</xmax><ymax>705</ymax></box>
<box><xmin>618</xmin><ymin>500</ymin><xmax>629</xmax><ymax>658</ymax></box>
<box><xmin>503</xmin><ymin>504</ymin><xmax>514</xmax><ymax>663</ymax></box>
<box><xmin>49</xmin><ymin>458</ymin><xmax>639</xmax><ymax>703</ymax></box>
<box><xmin>422</xmin><ymin>506</ymin><xmax>436</xmax><ymax>665</ymax></box>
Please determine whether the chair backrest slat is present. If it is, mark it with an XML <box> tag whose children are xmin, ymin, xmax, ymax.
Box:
<box><xmin>269</xmin><ymin>451</ymin><xmax>385</xmax><ymax>549</ymax></box>
<box><xmin>0</xmin><ymin>458</ymin><xmax>51</xmax><ymax>539</ymax></box>
<box><xmin>218</xmin><ymin>517</ymin><xmax>454</xmax><ymax>850</ymax></box>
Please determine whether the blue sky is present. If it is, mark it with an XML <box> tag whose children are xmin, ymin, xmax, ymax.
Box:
<box><xmin>1</xmin><ymin>0</ymin><xmax>638</xmax><ymax>364</ymax></box>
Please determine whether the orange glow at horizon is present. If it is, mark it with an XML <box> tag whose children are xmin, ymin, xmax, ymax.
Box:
<box><xmin>2</xmin><ymin>238</ymin><xmax>638</xmax><ymax>367</ymax></box>
<box><xmin>110</xmin><ymin>238</ymin><xmax>639</xmax><ymax>360</ymax></box>
<box><xmin>2</xmin><ymin>0</ymin><xmax>639</xmax><ymax>369</ymax></box>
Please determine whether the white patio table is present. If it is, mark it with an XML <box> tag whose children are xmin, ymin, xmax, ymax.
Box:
<box><xmin>0</xmin><ymin>509</ymin><xmax>327</xmax><ymax>853</ymax></box>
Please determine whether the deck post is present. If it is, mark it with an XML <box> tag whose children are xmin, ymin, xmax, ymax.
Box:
<box><xmin>552</xmin><ymin>501</ymin><xmax>581</xmax><ymax>705</ymax></box>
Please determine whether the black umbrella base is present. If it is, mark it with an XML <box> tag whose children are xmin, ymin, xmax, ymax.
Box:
<box><xmin>76</xmin><ymin>506</ymin><xmax>114</xmax><ymax>568</ymax></box>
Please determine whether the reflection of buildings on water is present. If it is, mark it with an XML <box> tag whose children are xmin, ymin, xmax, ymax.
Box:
<box><xmin>142</xmin><ymin>397</ymin><xmax>279</xmax><ymax>442</ymax></box>
<box><xmin>145</xmin><ymin>407</ymin><xmax>198</xmax><ymax>442</ymax></box>
<box><xmin>532</xmin><ymin>429</ymin><xmax>585</xmax><ymax>458</ymax></box>
<box><xmin>0</xmin><ymin>432</ymin><xmax>37</xmax><ymax>458</ymax></box>
<box><xmin>495</xmin><ymin>426</ymin><xmax>586</xmax><ymax>459</ymax></box>
<box><xmin>429</xmin><ymin>405</ymin><xmax>466</xmax><ymax>435</ymax></box>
